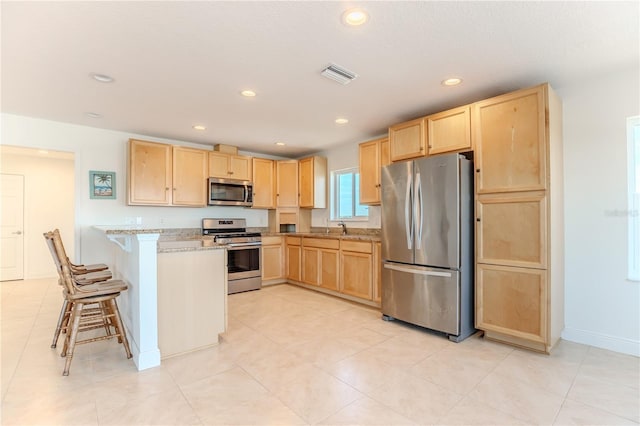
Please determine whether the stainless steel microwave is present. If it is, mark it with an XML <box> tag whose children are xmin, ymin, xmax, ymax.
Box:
<box><xmin>208</xmin><ymin>177</ymin><xmax>253</xmax><ymax>206</ymax></box>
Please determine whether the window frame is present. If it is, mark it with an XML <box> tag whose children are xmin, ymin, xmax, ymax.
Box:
<box><xmin>330</xmin><ymin>167</ymin><xmax>369</xmax><ymax>221</ymax></box>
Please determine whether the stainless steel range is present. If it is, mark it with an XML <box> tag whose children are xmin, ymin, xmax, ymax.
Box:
<box><xmin>202</xmin><ymin>218</ymin><xmax>261</xmax><ymax>294</ymax></box>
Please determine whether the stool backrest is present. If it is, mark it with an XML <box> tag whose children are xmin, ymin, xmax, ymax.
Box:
<box><xmin>43</xmin><ymin>231</ymin><xmax>63</xmax><ymax>276</ymax></box>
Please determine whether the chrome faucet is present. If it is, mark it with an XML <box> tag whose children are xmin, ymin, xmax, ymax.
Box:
<box><xmin>338</xmin><ymin>221</ymin><xmax>347</xmax><ymax>235</ymax></box>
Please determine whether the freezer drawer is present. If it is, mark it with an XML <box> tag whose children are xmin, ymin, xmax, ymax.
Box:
<box><xmin>382</xmin><ymin>262</ymin><xmax>460</xmax><ymax>336</ymax></box>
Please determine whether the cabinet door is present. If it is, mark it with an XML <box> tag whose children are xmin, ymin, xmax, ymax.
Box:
<box><xmin>286</xmin><ymin>243</ymin><xmax>301</xmax><ymax>281</ymax></box>
<box><xmin>277</xmin><ymin>160</ymin><xmax>299</xmax><ymax>207</ymax></box>
<box><xmin>298</xmin><ymin>157</ymin><xmax>313</xmax><ymax>208</ymax></box>
<box><xmin>128</xmin><ymin>139</ymin><xmax>172</xmax><ymax>205</ymax></box>
<box><xmin>476</xmin><ymin>263</ymin><xmax>547</xmax><ymax>344</ymax></box>
<box><xmin>474</xmin><ymin>86</ymin><xmax>547</xmax><ymax>193</ymax></box>
<box><xmin>172</xmin><ymin>147</ymin><xmax>208</xmax><ymax>206</ymax></box>
<box><xmin>477</xmin><ymin>192</ymin><xmax>547</xmax><ymax>269</ymax></box>
<box><xmin>320</xmin><ymin>249</ymin><xmax>339</xmax><ymax>291</ymax></box>
<box><xmin>340</xmin><ymin>251</ymin><xmax>373</xmax><ymax>300</ymax></box>
<box><xmin>229</xmin><ymin>155</ymin><xmax>252</xmax><ymax>181</ymax></box>
<box><xmin>389</xmin><ymin>117</ymin><xmax>425</xmax><ymax>162</ymax></box>
<box><xmin>359</xmin><ymin>139</ymin><xmax>381</xmax><ymax>205</ymax></box>
<box><xmin>262</xmin><ymin>242</ymin><xmax>284</xmax><ymax>280</ymax></box>
<box><xmin>426</xmin><ymin>105</ymin><xmax>471</xmax><ymax>155</ymax></box>
<box><xmin>252</xmin><ymin>158</ymin><xmax>276</xmax><ymax>209</ymax></box>
<box><xmin>373</xmin><ymin>242</ymin><xmax>382</xmax><ymax>303</ymax></box>
<box><xmin>302</xmin><ymin>246</ymin><xmax>319</xmax><ymax>285</ymax></box>
<box><xmin>208</xmin><ymin>152</ymin><xmax>230</xmax><ymax>178</ymax></box>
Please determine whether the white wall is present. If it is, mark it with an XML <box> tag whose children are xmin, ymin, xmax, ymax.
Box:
<box><xmin>556</xmin><ymin>65</ymin><xmax>640</xmax><ymax>356</ymax></box>
<box><xmin>1</xmin><ymin>114</ymin><xmax>268</xmax><ymax>269</ymax></box>
<box><xmin>0</xmin><ymin>149</ymin><xmax>75</xmax><ymax>278</ymax></box>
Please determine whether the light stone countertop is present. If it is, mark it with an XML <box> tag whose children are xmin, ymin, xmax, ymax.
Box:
<box><xmin>262</xmin><ymin>232</ymin><xmax>381</xmax><ymax>242</ymax></box>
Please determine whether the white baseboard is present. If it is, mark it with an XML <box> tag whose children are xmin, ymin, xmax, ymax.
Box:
<box><xmin>562</xmin><ymin>327</ymin><xmax>640</xmax><ymax>357</ymax></box>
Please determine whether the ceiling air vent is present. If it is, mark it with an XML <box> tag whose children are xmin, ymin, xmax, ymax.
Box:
<box><xmin>320</xmin><ymin>64</ymin><xmax>358</xmax><ymax>85</ymax></box>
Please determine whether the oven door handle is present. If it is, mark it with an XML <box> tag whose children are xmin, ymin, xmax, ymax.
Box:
<box><xmin>226</xmin><ymin>242</ymin><xmax>262</xmax><ymax>249</ymax></box>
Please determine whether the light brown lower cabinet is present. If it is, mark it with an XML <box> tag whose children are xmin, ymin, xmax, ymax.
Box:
<box><xmin>373</xmin><ymin>242</ymin><xmax>382</xmax><ymax>303</ymax></box>
<box><xmin>340</xmin><ymin>240</ymin><xmax>373</xmax><ymax>300</ymax></box>
<box><xmin>261</xmin><ymin>236</ymin><xmax>284</xmax><ymax>282</ymax></box>
<box><xmin>302</xmin><ymin>238</ymin><xmax>340</xmax><ymax>291</ymax></box>
<box><xmin>281</xmin><ymin>236</ymin><xmax>379</xmax><ymax>305</ymax></box>
<box><xmin>476</xmin><ymin>263</ymin><xmax>548</xmax><ymax>350</ymax></box>
<box><xmin>285</xmin><ymin>236</ymin><xmax>301</xmax><ymax>282</ymax></box>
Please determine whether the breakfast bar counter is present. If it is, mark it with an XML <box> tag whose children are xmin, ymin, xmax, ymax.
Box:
<box><xmin>93</xmin><ymin>226</ymin><xmax>227</xmax><ymax>370</ymax></box>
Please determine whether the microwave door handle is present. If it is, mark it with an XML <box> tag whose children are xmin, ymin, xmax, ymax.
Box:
<box><xmin>405</xmin><ymin>173</ymin><xmax>413</xmax><ymax>250</ymax></box>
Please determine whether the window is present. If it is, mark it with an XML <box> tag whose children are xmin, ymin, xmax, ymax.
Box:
<box><xmin>331</xmin><ymin>168</ymin><xmax>368</xmax><ymax>220</ymax></box>
<box><xmin>628</xmin><ymin>116</ymin><xmax>640</xmax><ymax>281</ymax></box>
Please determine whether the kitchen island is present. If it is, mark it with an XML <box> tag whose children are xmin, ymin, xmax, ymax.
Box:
<box><xmin>93</xmin><ymin>226</ymin><xmax>227</xmax><ymax>370</ymax></box>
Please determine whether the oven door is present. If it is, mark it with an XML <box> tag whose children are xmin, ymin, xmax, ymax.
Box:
<box><xmin>227</xmin><ymin>243</ymin><xmax>261</xmax><ymax>280</ymax></box>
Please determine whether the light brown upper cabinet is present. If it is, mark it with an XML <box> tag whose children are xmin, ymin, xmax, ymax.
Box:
<box><xmin>172</xmin><ymin>146</ymin><xmax>209</xmax><ymax>206</ymax></box>
<box><xmin>208</xmin><ymin>151</ymin><xmax>252</xmax><ymax>181</ymax></box>
<box><xmin>474</xmin><ymin>86</ymin><xmax>547</xmax><ymax>194</ymax></box>
<box><xmin>474</xmin><ymin>83</ymin><xmax>563</xmax><ymax>354</ymax></box>
<box><xmin>359</xmin><ymin>137</ymin><xmax>390</xmax><ymax>205</ymax></box>
<box><xmin>425</xmin><ymin>105</ymin><xmax>472</xmax><ymax>156</ymax></box>
<box><xmin>128</xmin><ymin>139</ymin><xmax>207</xmax><ymax>206</ymax></box>
<box><xmin>276</xmin><ymin>160</ymin><xmax>299</xmax><ymax>207</ymax></box>
<box><xmin>388</xmin><ymin>117</ymin><xmax>425</xmax><ymax>162</ymax></box>
<box><xmin>252</xmin><ymin>158</ymin><xmax>276</xmax><ymax>209</ymax></box>
<box><xmin>298</xmin><ymin>156</ymin><xmax>327</xmax><ymax>208</ymax></box>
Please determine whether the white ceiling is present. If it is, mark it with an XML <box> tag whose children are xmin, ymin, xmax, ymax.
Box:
<box><xmin>2</xmin><ymin>1</ymin><xmax>638</xmax><ymax>158</ymax></box>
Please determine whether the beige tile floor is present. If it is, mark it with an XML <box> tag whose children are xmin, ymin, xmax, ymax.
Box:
<box><xmin>2</xmin><ymin>278</ymin><xmax>638</xmax><ymax>425</ymax></box>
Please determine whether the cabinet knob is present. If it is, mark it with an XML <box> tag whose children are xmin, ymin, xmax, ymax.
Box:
<box><xmin>165</xmin><ymin>187</ymin><xmax>170</xmax><ymax>190</ymax></box>
<box><xmin>229</xmin><ymin>171</ymin><xmax>234</xmax><ymax>175</ymax></box>
<box><xmin>476</xmin><ymin>168</ymin><xmax>480</xmax><ymax>173</ymax></box>
<box><xmin>476</xmin><ymin>218</ymin><xmax>481</xmax><ymax>222</ymax></box>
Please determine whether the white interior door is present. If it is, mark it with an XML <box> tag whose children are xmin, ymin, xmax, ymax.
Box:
<box><xmin>1</xmin><ymin>174</ymin><xmax>25</xmax><ymax>281</ymax></box>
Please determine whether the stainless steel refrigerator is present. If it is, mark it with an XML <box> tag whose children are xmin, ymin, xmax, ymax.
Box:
<box><xmin>381</xmin><ymin>153</ymin><xmax>475</xmax><ymax>342</ymax></box>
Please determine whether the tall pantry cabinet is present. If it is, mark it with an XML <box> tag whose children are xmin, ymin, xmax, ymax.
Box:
<box><xmin>474</xmin><ymin>83</ymin><xmax>563</xmax><ymax>353</ymax></box>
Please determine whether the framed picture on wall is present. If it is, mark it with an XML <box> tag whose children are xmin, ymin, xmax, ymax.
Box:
<box><xmin>89</xmin><ymin>170</ymin><xmax>116</xmax><ymax>199</ymax></box>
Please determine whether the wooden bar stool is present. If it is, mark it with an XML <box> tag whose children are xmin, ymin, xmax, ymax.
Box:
<box><xmin>57</xmin><ymin>263</ymin><xmax>132</xmax><ymax>376</ymax></box>
<box><xmin>44</xmin><ymin>230</ymin><xmax>113</xmax><ymax>348</ymax></box>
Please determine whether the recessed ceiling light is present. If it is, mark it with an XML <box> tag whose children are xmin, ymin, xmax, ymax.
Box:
<box><xmin>342</xmin><ymin>8</ymin><xmax>369</xmax><ymax>26</ymax></box>
<box><xmin>85</xmin><ymin>112</ymin><xmax>102</xmax><ymax>119</ymax></box>
<box><xmin>38</xmin><ymin>150</ymin><xmax>49</xmax><ymax>155</ymax></box>
<box><xmin>442</xmin><ymin>78</ymin><xmax>463</xmax><ymax>86</ymax></box>
<box><xmin>192</xmin><ymin>125</ymin><xmax>206</xmax><ymax>131</ymax></box>
<box><xmin>90</xmin><ymin>73</ymin><xmax>114</xmax><ymax>83</ymax></box>
<box><xmin>274</xmin><ymin>142</ymin><xmax>286</xmax><ymax>146</ymax></box>
<box><xmin>241</xmin><ymin>90</ymin><xmax>256</xmax><ymax>97</ymax></box>
<box><xmin>335</xmin><ymin>118</ymin><xmax>349</xmax><ymax>124</ymax></box>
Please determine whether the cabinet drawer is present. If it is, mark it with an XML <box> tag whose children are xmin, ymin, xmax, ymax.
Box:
<box><xmin>340</xmin><ymin>240</ymin><xmax>372</xmax><ymax>253</ymax></box>
<box><xmin>262</xmin><ymin>236</ymin><xmax>282</xmax><ymax>246</ymax></box>
<box><xmin>303</xmin><ymin>237</ymin><xmax>339</xmax><ymax>250</ymax></box>
<box><xmin>286</xmin><ymin>236</ymin><xmax>301</xmax><ymax>246</ymax></box>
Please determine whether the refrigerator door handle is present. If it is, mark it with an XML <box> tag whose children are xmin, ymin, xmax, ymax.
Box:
<box><xmin>414</xmin><ymin>172</ymin><xmax>423</xmax><ymax>248</ymax></box>
<box><xmin>383</xmin><ymin>263</ymin><xmax>453</xmax><ymax>277</ymax></box>
<box><xmin>405</xmin><ymin>173</ymin><xmax>413</xmax><ymax>249</ymax></box>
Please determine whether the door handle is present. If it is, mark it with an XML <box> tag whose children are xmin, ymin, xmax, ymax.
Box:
<box><xmin>383</xmin><ymin>263</ymin><xmax>452</xmax><ymax>277</ymax></box>
<box><xmin>12</xmin><ymin>231</ymin><xmax>22</xmax><ymax>235</ymax></box>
